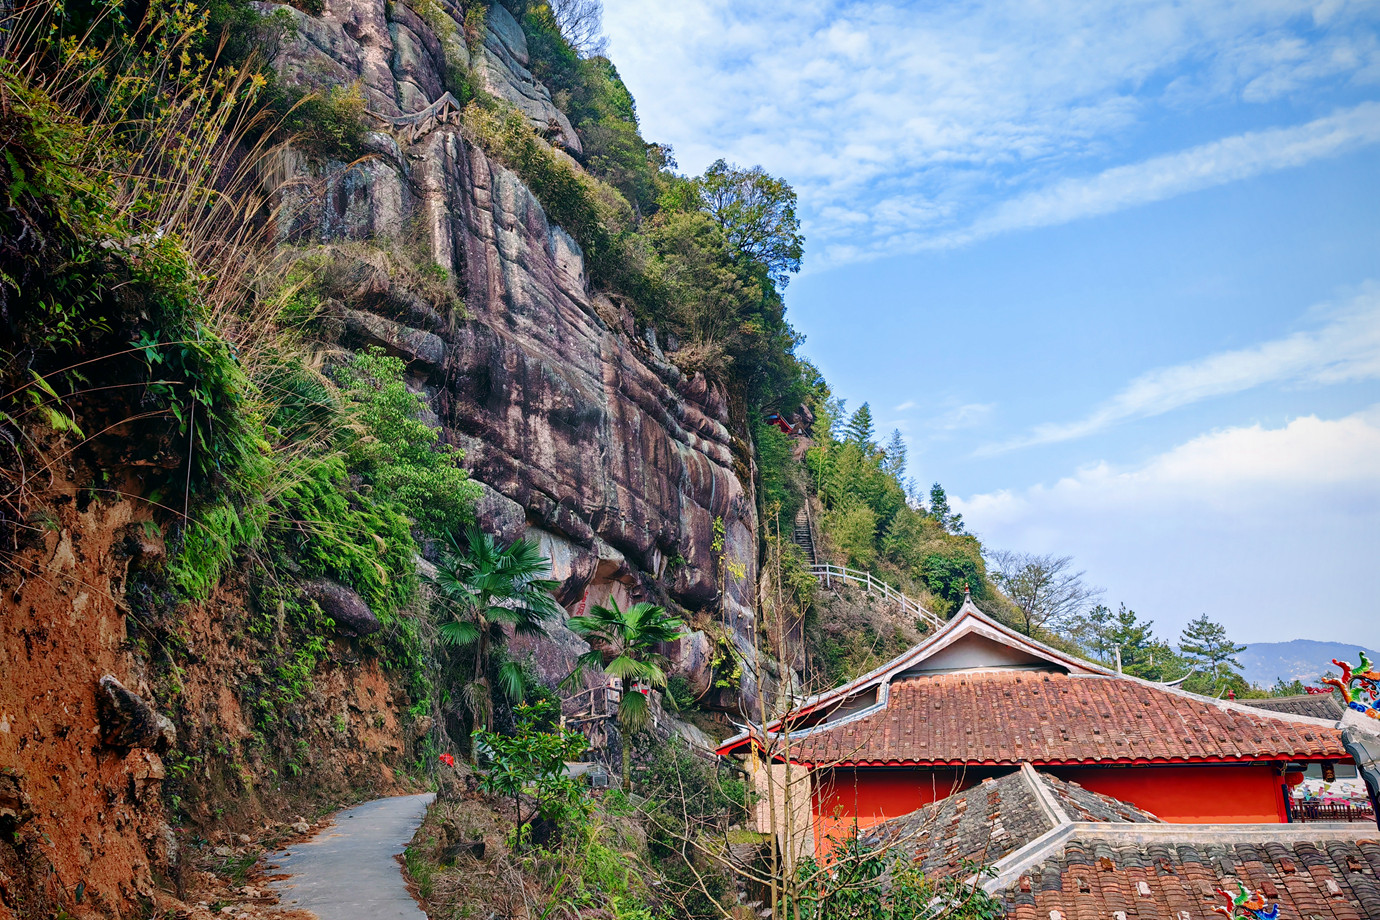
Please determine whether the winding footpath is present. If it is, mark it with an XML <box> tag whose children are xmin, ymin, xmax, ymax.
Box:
<box><xmin>267</xmin><ymin>793</ymin><xmax>435</xmax><ymax>920</ymax></box>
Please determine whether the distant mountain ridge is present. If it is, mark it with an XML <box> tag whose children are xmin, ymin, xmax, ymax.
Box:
<box><xmin>1239</xmin><ymin>639</ymin><xmax>1379</xmax><ymax>687</ymax></box>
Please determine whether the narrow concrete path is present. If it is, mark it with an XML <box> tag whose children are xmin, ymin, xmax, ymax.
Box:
<box><xmin>267</xmin><ymin>792</ymin><xmax>435</xmax><ymax>919</ymax></box>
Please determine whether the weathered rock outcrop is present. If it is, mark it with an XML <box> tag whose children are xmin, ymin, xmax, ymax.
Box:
<box><xmin>96</xmin><ymin>675</ymin><xmax>177</xmax><ymax>752</ymax></box>
<box><xmin>303</xmin><ymin>578</ymin><xmax>383</xmax><ymax>636</ymax></box>
<box><xmin>478</xmin><ymin>3</ymin><xmax>581</xmax><ymax>151</ymax></box>
<box><xmin>265</xmin><ymin>0</ymin><xmax>578</xmax><ymax>149</ymax></box>
<box><xmin>265</xmin><ymin>0</ymin><xmax>763</xmax><ymax>707</ymax></box>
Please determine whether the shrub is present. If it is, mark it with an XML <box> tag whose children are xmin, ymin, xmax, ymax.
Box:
<box><xmin>335</xmin><ymin>347</ymin><xmax>480</xmax><ymax>537</ymax></box>
<box><xmin>463</xmin><ymin>100</ymin><xmax>634</xmax><ymax>287</ymax></box>
<box><xmin>473</xmin><ymin>700</ymin><xmax>588</xmax><ymax>850</ymax></box>
<box><xmin>277</xmin><ymin>83</ymin><xmax>369</xmax><ymax>161</ymax></box>
<box><xmin>273</xmin><ymin>454</ymin><xmax>420</xmax><ymax>614</ymax></box>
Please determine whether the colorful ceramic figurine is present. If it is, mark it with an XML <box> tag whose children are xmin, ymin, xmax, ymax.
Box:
<box><xmin>1322</xmin><ymin>652</ymin><xmax>1380</xmax><ymax>720</ymax></box>
<box><xmin>1212</xmin><ymin>882</ymin><xmax>1278</xmax><ymax>920</ymax></box>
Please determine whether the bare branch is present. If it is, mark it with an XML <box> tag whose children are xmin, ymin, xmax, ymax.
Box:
<box><xmin>550</xmin><ymin>0</ymin><xmax>609</xmax><ymax>57</ymax></box>
<box><xmin>987</xmin><ymin>549</ymin><xmax>1103</xmax><ymax>637</ymax></box>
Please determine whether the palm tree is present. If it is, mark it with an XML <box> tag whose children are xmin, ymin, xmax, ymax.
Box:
<box><xmin>430</xmin><ymin>525</ymin><xmax>562</xmax><ymax>734</ymax></box>
<box><xmin>567</xmin><ymin>597</ymin><xmax>687</xmax><ymax>789</ymax></box>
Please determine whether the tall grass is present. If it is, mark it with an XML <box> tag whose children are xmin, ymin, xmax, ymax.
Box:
<box><xmin>0</xmin><ymin>0</ymin><xmax>344</xmax><ymax>586</ymax></box>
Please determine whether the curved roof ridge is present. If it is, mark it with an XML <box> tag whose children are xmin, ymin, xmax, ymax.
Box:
<box><xmin>716</xmin><ymin>592</ymin><xmax>1346</xmax><ymax>757</ymax></box>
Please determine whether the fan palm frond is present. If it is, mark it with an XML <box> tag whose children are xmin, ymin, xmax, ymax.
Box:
<box><xmin>618</xmin><ymin>688</ymin><xmax>651</xmax><ymax>733</ymax></box>
<box><xmin>495</xmin><ymin>660</ymin><xmax>529</xmax><ymax>704</ymax></box>
<box><xmin>438</xmin><ymin>619</ymin><xmax>481</xmax><ymax>647</ymax></box>
<box><xmin>428</xmin><ymin>524</ymin><xmax>563</xmax><ymax>734</ymax></box>
<box><xmin>562</xmin><ymin>649</ymin><xmax>608</xmax><ymax>688</ymax></box>
<box><xmin>603</xmin><ymin>654</ymin><xmax>656</xmax><ymax>683</ymax></box>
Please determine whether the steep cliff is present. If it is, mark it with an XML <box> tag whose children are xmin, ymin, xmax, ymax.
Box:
<box><xmin>267</xmin><ymin>0</ymin><xmax>763</xmax><ymax>700</ymax></box>
<box><xmin>0</xmin><ymin>4</ymin><xmax>769</xmax><ymax>917</ymax></box>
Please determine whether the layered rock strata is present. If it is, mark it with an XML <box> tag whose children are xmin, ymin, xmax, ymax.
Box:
<box><xmin>266</xmin><ymin>0</ymin><xmax>762</xmax><ymax>705</ymax></box>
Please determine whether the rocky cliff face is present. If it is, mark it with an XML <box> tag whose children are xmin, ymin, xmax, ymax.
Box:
<box><xmin>268</xmin><ymin>0</ymin><xmax>763</xmax><ymax>703</ymax></box>
<box><xmin>0</xmin><ymin>5</ymin><xmax>766</xmax><ymax>918</ymax></box>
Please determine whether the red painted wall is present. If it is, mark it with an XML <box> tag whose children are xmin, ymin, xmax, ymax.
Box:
<box><xmin>810</xmin><ymin>768</ymin><xmax>984</xmax><ymax>852</ymax></box>
<box><xmin>1048</xmin><ymin>764</ymin><xmax>1288</xmax><ymax>823</ymax></box>
<box><xmin>810</xmin><ymin>763</ymin><xmax>1288</xmax><ymax>851</ymax></box>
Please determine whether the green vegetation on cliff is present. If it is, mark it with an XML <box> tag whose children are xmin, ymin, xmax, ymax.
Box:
<box><xmin>0</xmin><ymin>0</ymin><xmax>476</xmax><ymax>825</ymax></box>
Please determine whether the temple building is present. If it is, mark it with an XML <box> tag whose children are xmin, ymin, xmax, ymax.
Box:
<box><xmin>717</xmin><ymin>594</ymin><xmax>1357</xmax><ymax>854</ymax></box>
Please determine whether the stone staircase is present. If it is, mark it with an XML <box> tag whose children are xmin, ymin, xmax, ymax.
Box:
<box><xmin>791</xmin><ymin>506</ymin><xmax>816</xmax><ymax>566</ymax></box>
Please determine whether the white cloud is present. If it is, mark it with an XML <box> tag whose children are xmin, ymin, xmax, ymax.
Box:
<box><xmin>928</xmin><ymin>402</ymin><xmax>995</xmax><ymax>432</ymax></box>
<box><xmin>955</xmin><ymin>407</ymin><xmax>1380</xmax><ymax>643</ymax></box>
<box><xmin>602</xmin><ymin>0</ymin><xmax>1380</xmax><ymax>266</ymax></box>
<box><xmin>894</xmin><ymin>400</ymin><xmax>917</xmax><ymax>412</ymax></box>
<box><xmin>942</xmin><ymin>103</ymin><xmax>1380</xmax><ymax>248</ymax></box>
<box><xmin>979</xmin><ymin>283</ymin><xmax>1380</xmax><ymax>454</ymax></box>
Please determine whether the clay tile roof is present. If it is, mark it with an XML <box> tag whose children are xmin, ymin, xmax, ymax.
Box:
<box><xmin>1241</xmin><ymin>692</ymin><xmax>1346</xmax><ymax>721</ymax></box>
<box><xmin>789</xmin><ymin>671</ymin><xmax>1348</xmax><ymax>766</ymax></box>
<box><xmin>1039</xmin><ymin>773</ymin><xmax>1164</xmax><ymax>824</ymax></box>
<box><xmin>862</xmin><ymin>771</ymin><xmax>1054</xmax><ymax>875</ymax></box>
<box><xmin>862</xmin><ymin>769</ymin><xmax>1162</xmax><ymax>878</ymax></box>
<box><xmin>997</xmin><ymin>838</ymin><xmax>1380</xmax><ymax>919</ymax></box>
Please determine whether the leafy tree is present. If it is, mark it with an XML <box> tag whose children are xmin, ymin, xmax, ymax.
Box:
<box><xmin>1271</xmin><ymin>677</ymin><xmax>1308</xmax><ymax>696</ymax></box>
<box><xmin>473</xmin><ymin>700</ymin><xmax>588</xmax><ymax>850</ymax></box>
<box><xmin>696</xmin><ymin>158</ymin><xmax>804</xmax><ymax>288</ymax></box>
<box><xmin>927</xmin><ymin>482</ymin><xmax>964</xmax><ymax>534</ymax></box>
<box><xmin>336</xmin><ymin>348</ymin><xmax>481</xmax><ymax>536</ymax></box>
<box><xmin>988</xmin><ymin>551</ymin><xmax>1104</xmax><ymax>637</ymax></box>
<box><xmin>919</xmin><ymin>552</ymin><xmax>984</xmax><ymax>609</ymax></box>
<box><xmin>824</xmin><ymin>502</ymin><xmax>879</xmax><ymax>569</ymax></box>
<box><xmin>431</xmin><ymin>526</ymin><xmax>563</xmax><ymax>734</ymax></box>
<box><xmin>567</xmin><ymin>597</ymin><xmax>686</xmax><ymax>789</ymax></box>
<box><xmin>548</xmin><ymin>0</ymin><xmax>608</xmax><ymax>56</ymax></box>
<box><xmin>844</xmin><ymin>402</ymin><xmax>876</xmax><ymax>450</ymax></box>
<box><xmin>754</xmin><ymin>414</ymin><xmax>803</xmax><ymax>532</ymax></box>
<box><xmin>1178</xmin><ymin>614</ymin><xmax>1246</xmax><ymax>686</ymax></box>
<box><xmin>648</xmin><ymin>210</ymin><xmax>761</xmax><ymax>376</ymax></box>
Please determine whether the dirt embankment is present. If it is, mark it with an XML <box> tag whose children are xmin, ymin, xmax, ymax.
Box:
<box><xmin>0</xmin><ymin>463</ymin><xmax>423</xmax><ymax>920</ymax></box>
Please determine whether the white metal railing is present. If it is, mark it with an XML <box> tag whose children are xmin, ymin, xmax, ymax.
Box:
<box><xmin>809</xmin><ymin>563</ymin><xmax>944</xmax><ymax>630</ymax></box>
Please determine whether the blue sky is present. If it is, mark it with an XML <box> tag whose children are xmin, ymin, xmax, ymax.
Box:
<box><xmin>602</xmin><ymin>0</ymin><xmax>1380</xmax><ymax>649</ymax></box>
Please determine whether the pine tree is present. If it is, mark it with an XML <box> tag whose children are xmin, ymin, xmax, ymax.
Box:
<box><xmin>1106</xmin><ymin>603</ymin><xmax>1155</xmax><ymax>673</ymax></box>
<box><xmin>1179</xmin><ymin>614</ymin><xmax>1245</xmax><ymax>684</ymax></box>
<box><xmin>1069</xmin><ymin>603</ymin><xmax>1116</xmax><ymax>664</ymax></box>
<box><xmin>928</xmin><ymin>482</ymin><xmax>964</xmax><ymax>534</ymax></box>
<box><xmin>844</xmin><ymin>402</ymin><xmax>876</xmax><ymax>449</ymax></box>
<box><xmin>882</xmin><ymin>429</ymin><xmax>907</xmax><ymax>479</ymax></box>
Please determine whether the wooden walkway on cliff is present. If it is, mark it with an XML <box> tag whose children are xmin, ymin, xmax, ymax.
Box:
<box><xmin>369</xmin><ymin>92</ymin><xmax>464</xmax><ymax>144</ymax></box>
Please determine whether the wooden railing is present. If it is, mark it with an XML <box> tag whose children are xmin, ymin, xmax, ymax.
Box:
<box><xmin>1291</xmin><ymin>801</ymin><xmax>1376</xmax><ymax>823</ymax></box>
<box><xmin>808</xmin><ymin>563</ymin><xmax>944</xmax><ymax>630</ymax></box>
<box><xmin>563</xmin><ymin>684</ymin><xmax>619</xmax><ymax>726</ymax></box>
<box><xmin>369</xmin><ymin>92</ymin><xmax>464</xmax><ymax>144</ymax></box>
